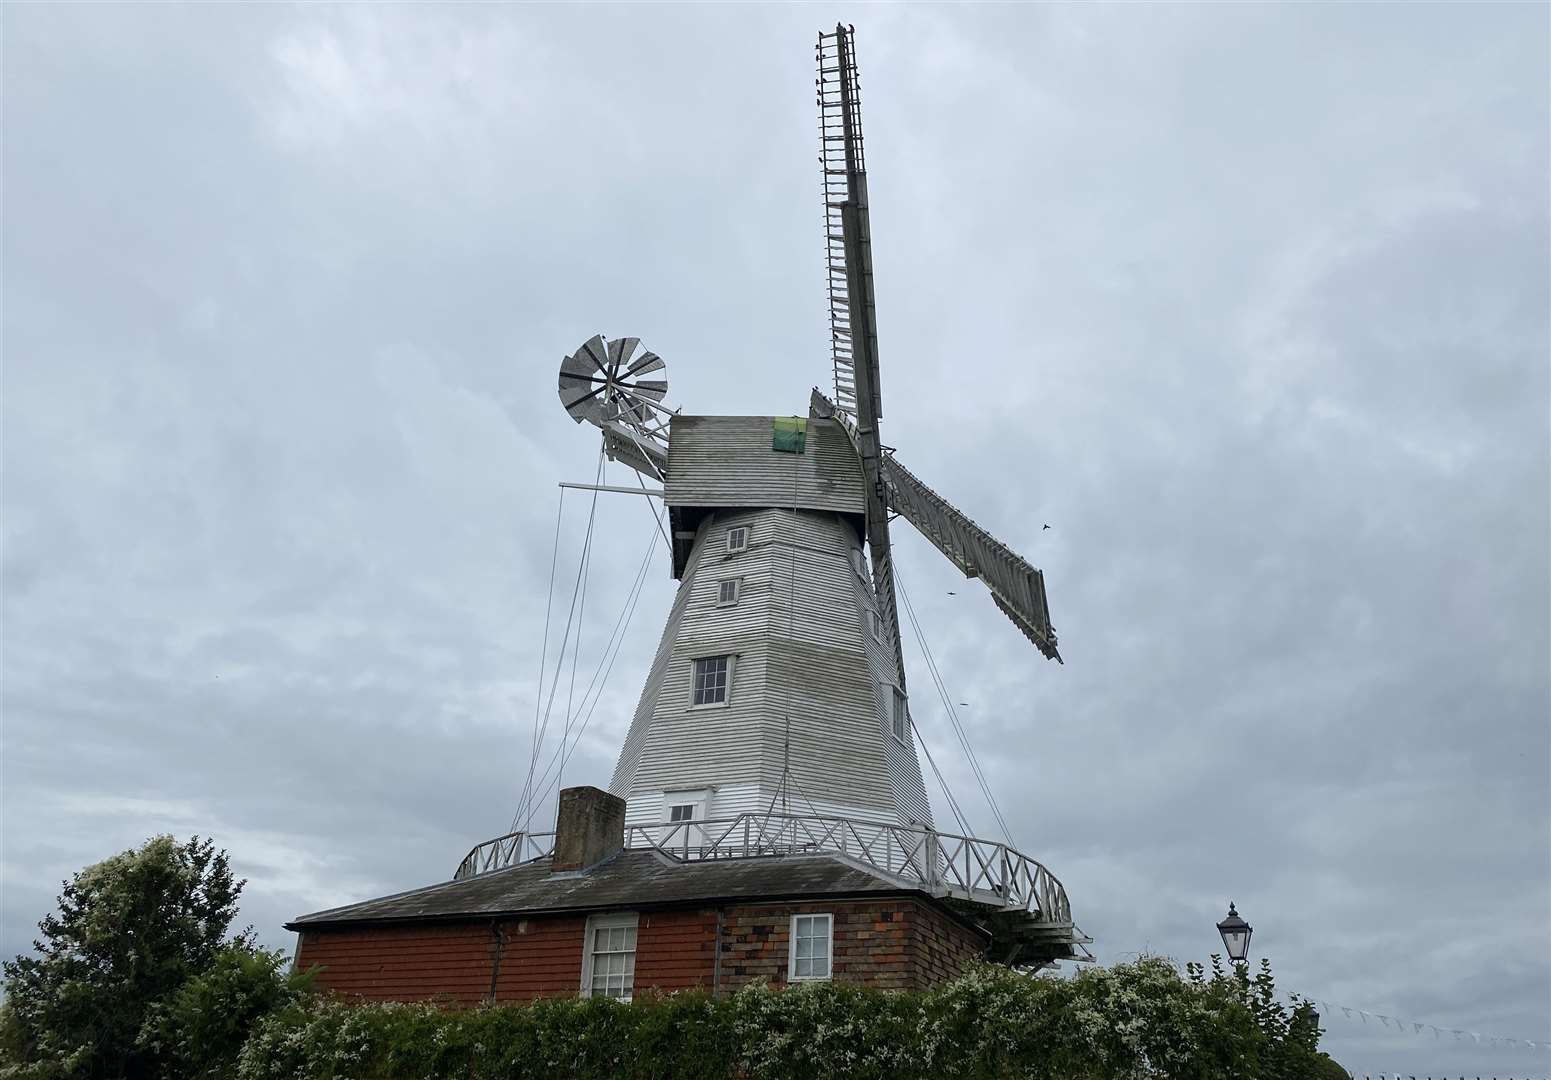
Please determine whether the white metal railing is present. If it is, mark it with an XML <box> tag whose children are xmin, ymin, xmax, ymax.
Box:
<box><xmin>454</xmin><ymin>830</ymin><xmax>555</xmax><ymax>881</ymax></box>
<box><xmin>452</xmin><ymin>813</ymin><xmax>1070</xmax><ymax>924</ymax></box>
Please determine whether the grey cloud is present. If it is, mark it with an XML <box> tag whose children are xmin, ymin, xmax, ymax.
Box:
<box><xmin>4</xmin><ymin>4</ymin><xmax>1546</xmax><ymax>1076</ymax></box>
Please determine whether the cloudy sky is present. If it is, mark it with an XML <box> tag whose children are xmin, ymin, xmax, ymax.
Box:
<box><xmin>4</xmin><ymin>4</ymin><xmax>1547</xmax><ymax>1074</ymax></box>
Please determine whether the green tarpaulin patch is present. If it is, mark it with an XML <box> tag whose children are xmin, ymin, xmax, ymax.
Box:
<box><xmin>772</xmin><ymin>416</ymin><xmax>807</xmax><ymax>453</ymax></box>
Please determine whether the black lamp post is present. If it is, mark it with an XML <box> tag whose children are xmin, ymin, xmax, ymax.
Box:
<box><xmin>1216</xmin><ymin>902</ymin><xmax>1252</xmax><ymax>964</ymax></box>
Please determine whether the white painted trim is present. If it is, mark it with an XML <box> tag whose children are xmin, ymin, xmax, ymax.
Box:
<box><xmin>688</xmin><ymin>654</ymin><xmax>736</xmax><ymax>710</ymax></box>
<box><xmin>725</xmin><ymin>525</ymin><xmax>750</xmax><ymax>554</ymax></box>
<box><xmin>717</xmin><ymin>577</ymin><xmax>742</xmax><ymax>607</ymax></box>
<box><xmin>890</xmin><ymin>687</ymin><xmax>909</xmax><ymax>744</ymax></box>
<box><xmin>580</xmin><ymin>912</ymin><xmax>640</xmax><ymax>1001</ymax></box>
<box><xmin>787</xmin><ymin>912</ymin><xmax>833</xmax><ymax>982</ymax></box>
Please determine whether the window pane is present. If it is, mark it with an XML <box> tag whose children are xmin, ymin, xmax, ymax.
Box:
<box><xmin>794</xmin><ymin>956</ymin><xmax>812</xmax><ymax>978</ymax></box>
<box><xmin>814</xmin><ymin>955</ymin><xmax>830</xmax><ymax>978</ymax></box>
<box><xmin>795</xmin><ymin>937</ymin><xmax>812</xmax><ymax>959</ymax></box>
<box><xmin>693</xmin><ymin>656</ymin><xmax>730</xmax><ymax>705</ymax></box>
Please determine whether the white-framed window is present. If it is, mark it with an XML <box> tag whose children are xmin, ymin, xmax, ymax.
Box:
<box><xmin>691</xmin><ymin>654</ymin><xmax>733</xmax><ymax>707</ymax></box>
<box><xmin>850</xmin><ymin>548</ymin><xmax>868</xmax><ymax>581</ymax></box>
<box><xmin>717</xmin><ymin>578</ymin><xmax>741</xmax><ymax>607</ymax></box>
<box><xmin>868</xmin><ymin>609</ymin><xmax>885</xmax><ymax>644</ymax></box>
<box><xmin>788</xmin><ymin>913</ymin><xmax>832</xmax><ymax>982</ymax></box>
<box><xmin>891</xmin><ymin>688</ymin><xmax>909</xmax><ymax>743</ymax></box>
<box><xmin>662</xmin><ymin>788</ymin><xmax>710</xmax><ymax>822</ymax></box>
<box><xmin>581</xmin><ymin>913</ymin><xmax>638</xmax><ymax>1001</ymax></box>
<box><xmin>726</xmin><ymin>526</ymin><xmax>749</xmax><ymax>554</ymax></box>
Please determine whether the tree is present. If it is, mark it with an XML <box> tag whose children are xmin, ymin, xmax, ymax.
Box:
<box><xmin>0</xmin><ymin>835</ymin><xmax>262</xmax><ymax>1079</ymax></box>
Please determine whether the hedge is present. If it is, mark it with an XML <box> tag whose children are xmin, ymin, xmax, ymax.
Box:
<box><xmin>233</xmin><ymin>957</ymin><xmax>1350</xmax><ymax>1080</ymax></box>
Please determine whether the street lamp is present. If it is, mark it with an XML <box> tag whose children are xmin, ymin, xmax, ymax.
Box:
<box><xmin>1216</xmin><ymin>902</ymin><xmax>1252</xmax><ymax>964</ymax></box>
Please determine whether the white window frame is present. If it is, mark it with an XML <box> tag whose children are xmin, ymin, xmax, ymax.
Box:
<box><xmin>717</xmin><ymin>578</ymin><xmax>742</xmax><ymax>607</ymax></box>
<box><xmin>868</xmin><ymin>609</ymin><xmax>885</xmax><ymax>644</ymax></box>
<box><xmin>580</xmin><ymin>912</ymin><xmax>639</xmax><ymax>1001</ymax></box>
<box><xmin>850</xmin><ymin>547</ymin><xmax>868</xmax><ymax>581</ymax></box>
<box><xmin>689</xmin><ymin>654</ymin><xmax>735</xmax><ymax>709</ymax></box>
<box><xmin>891</xmin><ymin>688</ymin><xmax>909</xmax><ymax>743</ymax></box>
<box><xmin>788</xmin><ymin>913</ymin><xmax>833</xmax><ymax>982</ymax></box>
<box><xmin>663</xmin><ymin>787</ymin><xmax>710</xmax><ymax>823</ymax></box>
<box><xmin>726</xmin><ymin>526</ymin><xmax>750</xmax><ymax>554</ymax></box>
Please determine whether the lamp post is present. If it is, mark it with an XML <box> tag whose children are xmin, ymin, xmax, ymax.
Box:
<box><xmin>1216</xmin><ymin>902</ymin><xmax>1252</xmax><ymax>966</ymax></box>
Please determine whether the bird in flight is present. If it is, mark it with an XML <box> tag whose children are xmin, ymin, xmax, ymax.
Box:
<box><xmin>946</xmin><ymin>591</ymin><xmax>956</xmax><ymax>595</ymax></box>
<box><xmin>1043</xmin><ymin>523</ymin><xmax>1051</xmax><ymax>530</ymax></box>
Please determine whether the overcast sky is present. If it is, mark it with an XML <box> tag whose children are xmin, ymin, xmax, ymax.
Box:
<box><xmin>4</xmin><ymin>4</ymin><xmax>1547</xmax><ymax>1075</ymax></box>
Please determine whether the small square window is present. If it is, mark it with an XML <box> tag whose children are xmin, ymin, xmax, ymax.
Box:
<box><xmin>891</xmin><ymin>689</ymin><xmax>908</xmax><ymax>743</ymax></box>
<box><xmin>726</xmin><ymin>526</ymin><xmax>749</xmax><ymax>554</ymax></box>
<box><xmin>668</xmin><ymin>803</ymin><xmax>696</xmax><ymax>822</ymax></box>
<box><xmin>788</xmin><ymin>913</ymin><xmax>832</xmax><ymax>981</ymax></box>
<box><xmin>718</xmin><ymin>579</ymin><xmax>741</xmax><ymax>607</ymax></box>
<box><xmin>691</xmin><ymin>655</ymin><xmax>732</xmax><ymax>707</ymax></box>
<box><xmin>581</xmin><ymin>913</ymin><xmax>638</xmax><ymax>1001</ymax></box>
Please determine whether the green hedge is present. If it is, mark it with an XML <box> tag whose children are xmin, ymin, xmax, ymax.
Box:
<box><xmin>233</xmin><ymin>957</ymin><xmax>1348</xmax><ymax>1080</ymax></box>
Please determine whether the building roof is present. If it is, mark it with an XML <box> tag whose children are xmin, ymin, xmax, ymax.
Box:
<box><xmin>287</xmin><ymin>849</ymin><xmax>946</xmax><ymax>931</ymax></box>
<box><xmin>664</xmin><ymin>415</ymin><xmax>866</xmax><ymax>577</ymax></box>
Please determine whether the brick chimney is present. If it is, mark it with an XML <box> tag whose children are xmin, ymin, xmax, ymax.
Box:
<box><xmin>550</xmin><ymin>786</ymin><xmax>626</xmax><ymax>873</ymax></box>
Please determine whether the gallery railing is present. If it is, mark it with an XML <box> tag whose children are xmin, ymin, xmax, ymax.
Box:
<box><xmin>453</xmin><ymin>812</ymin><xmax>1070</xmax><ymax>924</ymax></box>
<box><xmin>454</xmin><ymin>830</ymin><xmax>555</xmax><ymax>881</ymax></box>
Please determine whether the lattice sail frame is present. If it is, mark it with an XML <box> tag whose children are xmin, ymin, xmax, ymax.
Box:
<box><xmin>817</xmin><ymin>26</ymin><xmax>881</xmax><ymax>425</ymax></box>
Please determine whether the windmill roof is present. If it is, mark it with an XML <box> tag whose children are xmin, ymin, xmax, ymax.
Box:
<box><xmin>664</xmin><ymin>414</ymin><xmax>864</xmax><ymax>513</ymax></box>
<box><xmin>286</xmin><ymin>849</ymin><xmax>939</xmax><ymax>930</ymax></box>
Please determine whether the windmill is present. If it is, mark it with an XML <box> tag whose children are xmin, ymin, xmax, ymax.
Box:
<box><xmin>544</xmin><ymin>24</ymin><xmax>1059</xmax><ymax>839</ymax></box>
<box><xmin>293</xmin><ymin>24</ymin><xmax>1087</xmax><ymax>985</ymax></box>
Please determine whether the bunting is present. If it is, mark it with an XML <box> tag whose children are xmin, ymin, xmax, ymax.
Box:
<box><xmin>1306</xmin><ymin>995</ymin><xmax>1546</xmax><ymax>1053</ymax></box>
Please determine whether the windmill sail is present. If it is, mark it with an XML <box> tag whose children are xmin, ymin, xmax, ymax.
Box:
<box><xmin>817</xmin><ymin>24</ymin><xmax>912</xmax><ymax>706</ymax></box>
<box><xmin>812</xmin><ymin>389</ymin><xmax>1061</xmax><ymax>664</ymax></box>
<box><xmin>882</xmin><ymin>456</ymin><xmax>1061</xmax><ymax>663</ymax></box>
<box><xmin>818</xmin><ymin>24</ymin><xmax>880</xmax><ymax>424</ymax></box>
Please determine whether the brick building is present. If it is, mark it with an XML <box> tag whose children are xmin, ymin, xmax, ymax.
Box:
<box><xmin>290</xmin><ymin>788</ymin><xmax>1007</xmax><ymax>1003</ymax></box>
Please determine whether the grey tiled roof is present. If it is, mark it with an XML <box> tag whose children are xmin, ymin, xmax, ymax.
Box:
<box><xmin>287</xmin><ymin>850</ymin><xmax>922</xmax><ymax>930</ymax></box>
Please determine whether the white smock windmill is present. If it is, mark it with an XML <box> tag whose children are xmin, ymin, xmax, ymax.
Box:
<box><xmin>469</xmin><ymin>24</ymin><xmax>1086</xmax><ymax>968</ymax></box>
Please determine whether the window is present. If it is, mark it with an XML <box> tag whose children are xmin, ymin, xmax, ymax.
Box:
<box><xmin>726</xmin><ymin>526</ymin><xmax>749</xmax><ymax>553</ymax></box>
<box><xmin>717</xmin><ymin>578</ymin><xmax>741</xmax><ymax>607</ymax></box>
<box><xmin>581</xmin><ymin>913</ymin><xmax>638</xmax><ymax>1000</ymax></box>
<box><xmin>850</xmin><ymin>548</ymin><xmax>868</xmax><ymax>581</ymax></box>
<box><xmin>868</xmin><ymin>609</ymin><xmax>884</xmax><ymax>644</ymax></box>
<box><xmin>668</xmin><ymin>803</ymin><xmax>696</xmax><ymax>822</ymax></box>
<box><xmin>788</xmin><ymin>913</ymin><xmax>832</xmax><ymax>981</ymax></box>
<box><xmin>691</xmin><ymin>655</ymin><xmax>732</xmax><ymax>707</ymax></box>
<box><xmin>891</xmin><ymin>689</ymin><xmax>909</xmax><ymax>742</ymax></box>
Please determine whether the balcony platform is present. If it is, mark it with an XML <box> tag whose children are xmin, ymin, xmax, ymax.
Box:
<box><xmin>454</xmin><ymin>811</ymin><xmax>1092</xmax><ymax>967</ymax></box>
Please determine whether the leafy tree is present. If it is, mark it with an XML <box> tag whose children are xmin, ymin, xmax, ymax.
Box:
<box><xmin>0</xmin><ymin>835</ymin><xmax>272</xmax><ymax>1079</ymax></box>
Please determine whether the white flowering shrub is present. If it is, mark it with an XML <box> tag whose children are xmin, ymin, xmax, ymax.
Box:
<box><xmin>221</xmin><ymin>956</ymin><xmax>1344</xmax><ymax>1080</ymax></box>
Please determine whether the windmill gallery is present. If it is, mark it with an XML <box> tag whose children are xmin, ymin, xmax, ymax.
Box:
<box><xmin>287</xmin><ymin>25</ymin><xmax>1087</xmax><ymax>1002</ymax></box>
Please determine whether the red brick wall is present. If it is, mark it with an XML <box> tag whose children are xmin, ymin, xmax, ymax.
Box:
<box><xmin>717</xmin><ymin>897</ymin><xmax>985</xmax><ymax>991</ymax></box>
<box><xmin>296</xmin><ymin>916</ymin><xmax>585</xmax><ymax>1004</ymax></box>
<box><xmin>296</xmin><ymin>896</ymin><xmax>986</xmax><ymax>1004</ymax></box>
<box><xmin>635</xmin><ymin>908</ymin><xmax>718</xmax><ymax>992</ymax></box>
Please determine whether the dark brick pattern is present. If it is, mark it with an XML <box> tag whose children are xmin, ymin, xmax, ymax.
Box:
<box><xmin>298</xmin><ymin>896</ymin><xmax>987</xmax><ymax>1003</ymax></box>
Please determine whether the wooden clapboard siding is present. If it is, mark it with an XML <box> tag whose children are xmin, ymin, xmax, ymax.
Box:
<box><xmin>609</xmin><ymin>504</ymin><xmax>932</xmax><ymax>829</ymax></box>
<box><xmin>663</xmin><ymin>415</ymin><xmax>865</xmax><ymax>517</ymax></box>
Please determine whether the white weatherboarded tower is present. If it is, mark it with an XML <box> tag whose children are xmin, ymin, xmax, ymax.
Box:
<box><xmin>549</xmin><ymin>25</ymin><xmax>1060</xmax><ymax>839</ymax></box>
<box><xmin>611</xmin><ymin>413</ymin><xmax>932</xmax><ymax>829</ymax></box>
